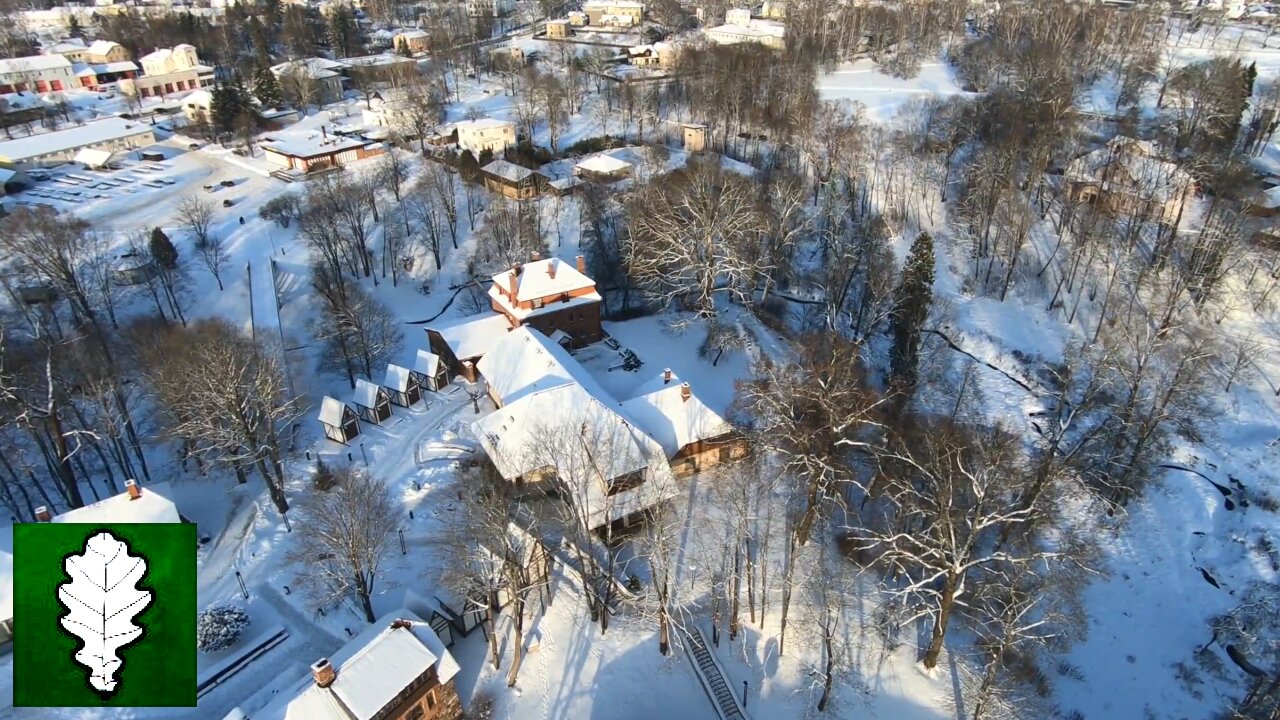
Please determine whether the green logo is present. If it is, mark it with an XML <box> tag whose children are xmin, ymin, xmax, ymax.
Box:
<box><xmin>13</xmin><ymin>522</ymin><xmax>197</xmax><ymax>707</ymax></box>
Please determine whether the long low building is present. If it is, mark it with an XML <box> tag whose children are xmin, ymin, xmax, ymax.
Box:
<box><xmin>0</xmin><ymin>116</ymin><xmax>156</xmax><ymax>167</ymax></box>
<box><xmin>262</xmin><ymin>129</ymin><xmax>385</xmax><ymax>174</ymax></box>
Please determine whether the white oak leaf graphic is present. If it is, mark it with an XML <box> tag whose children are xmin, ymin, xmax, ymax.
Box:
<box><xmin>57</xmin><ymin>531</ymin><xmax>153</xmax><ymax>694</ymax></box>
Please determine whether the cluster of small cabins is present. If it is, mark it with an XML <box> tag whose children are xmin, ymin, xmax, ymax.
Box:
<box><xmin>318</xmin><ymin>254</ymin><xmax>747</xmax><ymax>532</ymax></box>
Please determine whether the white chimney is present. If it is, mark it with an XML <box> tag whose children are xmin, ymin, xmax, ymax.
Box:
<box><xmin>35</xmin><ymin>506</ymin><xmax>51</xmax><ymax>522</ymax></box>
<box><xmin>663</xmin><ymin>368</ymin><xmax>672</xmax><ymax>384</ymax></box>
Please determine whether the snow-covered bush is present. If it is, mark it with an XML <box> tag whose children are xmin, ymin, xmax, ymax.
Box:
<box><xmin>196</xmin><ymin>605</ymin><xmax>250</xmax><ymax>652</ymax></box>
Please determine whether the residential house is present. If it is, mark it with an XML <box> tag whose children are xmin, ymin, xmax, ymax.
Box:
<box><xmin>481</xmin><ymin>159</ymin><xmax>547</xmax><ymax>199</ymax></box>
<box><xmin>1064</xmin><ymin>136</ymin><xmax>1196</xmax><ymax>226</ymax></box>
<box><xmin>0</xmin><ymin>54</ymin><xmax>75</xmax><ymax>93</ymax></box>
<box><xmin>318</xmin><ymin>396</ymin><xmax>361</xmax><ymax>444</ymax></box>
<box><xmin>568</xmin><ymin>10</ymin><xmax>588</xmax><ymax>25</ymax></box>
<box><xmin>383</xmin><ymin>363</ymin><xmax>422</xmax><ymax>407</ymax></box>
<box><xmin>0</xmin><ymin>479</ymin><xmax>181</xmax><ymax>650</ymax></box>
<box><xmin>236</xmin><ymin>610</ymin><xmax>464</xmax><ymax>720</ymax></box>
<box><xmin>271</xmin><ymin>58</ymin><xmax>349</xmax><ymax>105</ymax></box>
<box><xmin>681</xmin><ymin>122</ymin><xmax>708</xmax><ymax>152</ymax></box>
<box><xmin>0</xmin><ymin>116</ymin><xmax>156</xmax><ymax>168</ymax></box>
<box><xmin>546</xmin><ymin>18</ymin><xmax>572</xmax><ymax>38</ymax></box>
<box><xmin>473</xmin><ymin>326</ymin><xmax>679</xmax><ymax>530</ymax></box>
<box><xmin>182</xmin><ymin>88</ymin><xmax>213</xmax><ymax>123</ymax></box>
<box><xmin>583</xmin><ymin>0</ymin><xmax>645</xmax><ymax>26</ymax></box>
<box><xmin>394</xmin><ymin>29</ymin><xmax>431</xmax><ymax>55</ymax></box>
<box><xmin>455</xmin><ymin>118</ymin><xmax>517</xmax><ymax>157</ymax></box>
<box><xmin>620</xmin><ymin>369</ymin><xmax>749</xmax><ymax>475</ymax></box>
<box><xmin>119</xmin><ymin>44</ymin><xmax>214</xmax><ymax>98</ymax></box>
<box><xmin>353</xmin><ymin>379</ymin><xmax>393</xmax><ymax>424</ymax></box>
<box><xmin>466</xmin><ymin>0</ymin><xmax>514</xmax><ymax>17</ymax></box>
<box><xmin>50</xmin><ymin>39</ymin><xmax>132</xmax><ymax>65</ymax></box>
<box><xmin>573</xmin><ymin>152</ymin><xmax>633</xmax><ymax>182</ymax></box>
<box><xmin>625</xmin><ymin>42</ymin><xmax>677</xmax><ymax>68</ymax></box>
<box><xmin>426</xmin><ymin>254</ymin><xmax>603</xmax><ymax>380</ymax></box>
<box><xmin>413</xmin><ymin>349</ymin><xmax>450</xmax><ymax>392</ymax></box>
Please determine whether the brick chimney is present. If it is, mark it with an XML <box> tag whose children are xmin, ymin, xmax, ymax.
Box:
<box><xmin>507</xmin><ymin>266</ymin><xmax>519</xmax><ymax>298</ymax></box>
<box><xmin>35</xmin><ymin>506</ymin><xmax>51</xmax><ymax>522</ymax></box>
<box><xmin>531</xmin><ymin>250</ymin><xmax>541</xmax><ymax>261</ymax></box>
<box><xmin>390</xmin><ymin>618</ymin><xmax>413</xmax><ymax>631</ymax></box>
<box><xmin>125</xmin><ymin>478</ymin><xmax>142</xmax><ymax>500</ymax></box>
<box><xmin>311</xmin><ymin>658</ymin><xmax>336</xmax><ymax>688</ymax></box>
<box><xmin>575</xmin><ymin>254</ymin><xmax>586</xmax><ymax>274</ymax></box>
<box><xmin>680</xmin><ymin>382</ymin><xmax>691</xmax><ymax>402</ymax></box>
<box><xmin>663</xmin><ymin>368</ymin><xmax>672</xmax><ymax>384</ymax></box>
<box><xmin>547</xmin><ymin>259</ymin><xmax>557</xmax><ymax>280</ymax></box>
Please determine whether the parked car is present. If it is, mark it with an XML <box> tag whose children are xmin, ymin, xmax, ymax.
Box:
<box><xmin>222</xmin><ymin>198</ymin><xmax>234</xmax><ymax>208</ymax></box>
<box><xmin>220</xmin><ymin>179</ymin><xmax>235</xmax><ymax>188</ymax></box>
<box><xmin>203</xmin><ymin>184</ymin><xmax>216</xmax><ymax>192</ymax></box>
<box><xmin>188</xmin><ymin>143</ymin><xmax>201</xmax><ymax>151</ymax></box>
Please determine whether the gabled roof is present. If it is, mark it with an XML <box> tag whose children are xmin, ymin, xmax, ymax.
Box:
<box><xmin>88</xmin><ymin>40</ymin><xmax>123</xmax><ymax>57</ymax></box>
<box><xmin>249</xmin><ymin>609</ymin><xmax>461</xmax><ymax>720</ymax></box>
<box><xmin>318</xmin><ymin>396</ymin><xmax>351</xmax><ymax>426</ymax></box>
<box><xmin>0</xmin><ymin>54</ymin><xmax>73</xmax><ymax>74</ymax></box>
<box><xmin>383</xmin><ymin>363</ymin><xmax>414</xmax><ymax>392</ymax></box>
<box><xmin>427</xmin><ymin>313</ymin><xmax>514</xmax><ymax>361</ymax></box>
<box><xmin>74</xmin><ymin>147</ymin><xmax>114</xmax><ymax>168</ymax></box>
<box><xmin>414</xmin><ymin>349</ymin><xmax>442</xmax><ymax>377</ymax></box>
<box><xmin>575</xmin><ymin>153</ymin><xmax>632</xmax><ymax>174</ymax></box>
<box><xmin>1065</xmin><ymin>136</ymin><xmax>1194</xmax><ymax>203</ymax></box>
<box><xmin>54</xmin><ymin>481</ymin><xmax>180</xmax><ymax>525</ymax></box>
<box><xmin>491</xmin><ymin>257</ymin><xmax>596</xmax><ymax>303</ymax></box>
<box><xmin>482</xmin><ymin>158</ymin><xmax>537</xmax><ymax>183</ymax></box>
<box><xmin>454</xmin><ymin>117</ymin><xmax>515</xmax><ymax>132</ymax></box>
<box><xmin>353</xmin><ymin>379</ymin><xmax>386</xmax><ymax>408</ymax></box>
<box><xmin>396</xmin><ymin>29</ymin><xmax>430</xmax><ymax>40</ymax></box>
<box><xmin>477</xmin><ymin>324</ymin><xmax>580</xmax><ymax>405</ymax></box>
<box><xmin>621</xmin><ymin>374</ymin><xmax>734</xmax><ymax>458</ymax></box>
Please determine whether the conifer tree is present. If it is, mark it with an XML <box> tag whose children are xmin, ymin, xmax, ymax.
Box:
<box><xmin>253</xmin><ymin>65</ymin><xmax>283</xmax><ymax>110</ymax></box>
<box><xmin>150</xmin><ymin>227</ymin><xmax>178</xmax><ymax>269</ymax></box>
<box><xmin>210</xmin><ymin>82</ymin><xmax>239</xmax><ymax>135</ymax></box>
<box><xmin>889</xmin><ymin>231</ymin><xmax>935</xmax><ymax>389</ymax></box>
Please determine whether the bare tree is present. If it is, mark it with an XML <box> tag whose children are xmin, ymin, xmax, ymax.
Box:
<box><xmin>176</xmin><ymin>196</ymin><xmax>216</xmax><ymax>249</ymax></box>
<box><xmin>289</xmin><ymin>466</ymin><xmax>398</xmax><ymax>622</ymax></box>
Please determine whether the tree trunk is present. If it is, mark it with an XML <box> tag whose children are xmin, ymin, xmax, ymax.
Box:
<box><xmin>487</xmin><ymin>588</ymin><xmax>502</xmax><ymax>670</ymax></box>
<box><xmin>817</xmin><ymin>623</ymin><xmax>835</xmax><ymax>711</ymax></box>
<box><xmin>506</xmin><ymin>593</ymin><xmax>525</xmax><ymax>686</ymax></box>
<box><xmin>922</xmin><ymin>574</ymin><xmax>957</xmax><ymax>669</ymax></box>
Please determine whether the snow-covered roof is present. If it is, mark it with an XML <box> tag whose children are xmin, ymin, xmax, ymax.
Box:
<box><xmin>353</xmin><ymin>379</ymin><xmax>386</xmax><ymax>409</ymax></box>
<box><xmin>428</xmin><ymin>313</ymin><xmax>515</xmax><ymax>361</ymax></box>
<box><xmin>454</xmin><ymin>117</ymin><xmax>514</xmax><ymax>133</ymax></box>
<box><xmin>0</xmin><ymin>117</ymin><xmax>153</xmax><ymax>163</ymax></box>
<box><xmin>184</xmin><ymin>89</ymin><xmax>213</xmax><ymax>107</ymax></box>
<box><xmin>1065</xmin><ymin>136</ymin><xmax>1194</xmax><ymax>203</ymax></box>
<box><xmin>74</xmin><ymin>147</ymin><xmax>114</xmax><ymax>168</ymax></box>
<box><xmin>383</xmin><ymin>363</ymin><xmax>413</xmax><ymax>392</ymax></box>
<box><xmin>491</xmin><ymin>257</ymin><xmax>596</xmax><ymax>303</ymax></box>
<box><xmin>53</xmin><ymin>481</ymin><xmax>180</xmax><ymax>525</ymax></box>
<box><xmin>345</xmin><ymin>54</ymin><xmax>416</xmax><ymax>69</ymax></box>
<box><xmin>251</xmin><ymin>609</ymin><xmax>461</xmax><ymax>720</ymax></box>
<box><xmin>318</xmin><ymin>396</ymin><xmax>351</xmax><ymax>426</ymax></box>
<box><xmin>413</xmin><ymin>349</ymin><xmax>441</xmax><ymax>378</ymax></box>
<box><xmin>270</xmin><ymin>57</ymin><xmax>350</xmax><ymax>79</ymax></box>
<box><xmin>474</xmin><ymin>380</ymin><xmax>677</xmax><ymax>529</ymax></box>
<box><xmin>0</xmin><ymin>168</ymin><xmax>17</xmax><ymax>184</ymax></box>
<box><xmin>140</xmin><ymin>48</ymin><xmax>172</xmax><ymax>63</ymax></box>
<box><xmin>48</xmin><ymin>40</ymin><xmax>86</xmax><ymax>53</ymax></box>
<box><xmin>575</xmin><ymin>153</ymin><xmax>632</xmax><ymax>174</ymax></box>
<box><xmin>621</xmin><ymin>374</ymin><xmax>734</xmax><ymax>458</ymax></box>
<box><xmin>548</xmin><ymin>177</ymin><xmax>580</xmax><ymax>191</ymax></box>
<box><xmin>584</xmin><ymin>0</ymin><xmax>645</xmax><ymax>8</ymax></box>
<box><xmin>88</xmin><ymin>40</ymin><xmax>122</xmax><ymax>56</ymax></box>
<box><xmin>481</xmin><ymin>159</ymin><xmax>536</xmax><ymax>183</ymax></box>
<box><xmin>0</xmin><ymin>54</ymin><xmax>72</xmax><ymax>73</ymax></box>
<box><xmin>396</xmin><ymin>29</ymin><xmax>430</xmax><ymax>40</ymax></box>
<box><xmin>478</xmin><ymin>324</ymin><xmax>581</xmax><ymax>405</ymax></box>
<box><xmin>263</xmin><ymin>132</ymin><xmax>370</xmax><ymax>159</ymax></box>
<box><xmin>0</xmin><ymin>525</ymin><xmax>11</xmax><ymax>623</ymax></box>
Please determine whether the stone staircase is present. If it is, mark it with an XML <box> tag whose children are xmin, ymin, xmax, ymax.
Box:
<box><xmin>682</xmin><ymin>625</ymin><xmax>749</xmax><ymax>720</ymax></box>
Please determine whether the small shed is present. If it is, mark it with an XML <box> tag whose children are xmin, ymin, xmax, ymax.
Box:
<box><xmin>548</xmin><ymin>176</ymin><xmax>580</xmax><ymax>196</ymax></box>
<box><xmin>74</xmin><ymin>147</ymin><xmax>116</xmax><ymax>169</ymax></box>
<box><xmin>352</xmin><ymin>379</ymin><xmax>393</xmax><ymax>424</ymax></box>
<box><xmin>412</xmin><ymin>349</ymin><xmax>449</xmax><ymax>392</ymax></box>
<box><xmin>383</xmin><ymin>363</ymin><xmax>422</xmax><ymax>407</ymax></box>
<box><xmin>318</xmin><ymin>396</ymin><xmax>360</xmax><ymax>444</ymax></box>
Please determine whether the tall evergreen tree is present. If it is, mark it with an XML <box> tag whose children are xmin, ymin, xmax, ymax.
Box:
<box><xmin>327</xmin><ymin>4</ymin><xmax>359</xmax><ymax>58</ymax></box>
<box><xmin>150</xmin><ymin>228</ymin><xmax>178</xmax><ymax>269</ymax></box>
<box><xmin>210</xmin><ymin>81</ymin><xmax>245</xmax><ymax>135</ymax></box>
<box><xmin>253</xmin><ymin>64</ymin><xmax>284</xmax><ymax>110</ymax></box>
<box><xmin>888</xmin><ymin>231</ymin><xmax>935</xmax><ymax>389</ymax></box>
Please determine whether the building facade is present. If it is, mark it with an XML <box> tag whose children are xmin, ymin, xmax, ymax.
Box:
<box><xmin>455</xmin><ymin>118</ymin><xmax>517</xmax><ymax>156</ymax></box>
<box><xmin>583</xmin><ymin>0</ymin><xmax>645</xmax><ymax>25</ymax></box>
<box><xmin>0</xmin><ymin>55</ymin><xmax>74</xmax><ymax>93</ymax></box>
<box><xmin>119</xmin><ymin>44</ymin><xmax>214</xmax><ymax>98</ymax></box>
<box><xmin>0</xmin><ymin>117</ymin><xmax>156</xmax><ymax>167</ymax></box>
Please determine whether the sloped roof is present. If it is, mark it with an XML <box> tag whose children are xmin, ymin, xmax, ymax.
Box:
<box><xmin>482</xmin><ymin>159</ymin><xmax>536</xmax><ymax>183</ymax></box>
<box><xmin>477</xmin><ymin>324</ymin><xmax>580</xmax><ymax>405</ymax></box>
<box><xmin>490</xmin><ymin>257</ymin><xmax>595</xmax><ymax>303</ymax></box>
<box><xmin>251</xmin><ymin>610</ymin><xmax>461</xmax><ymax>720</ymax></box>
<box><xmin>318</xmin><ymin>396</ymin><xmax>350</xmax><ymax>426</ymax></box>
<box><xmin>74</xmin><ymin>147</ymin><xmax>114</xmax><ymax>168</ymax></box>
<box><xmin>621</xmin><ymin>375</ymin><xmax>734</xmax><ymax>457</ymax></box>
<box><xmin>396</xmin><ymin>29</ymin><xmax>430</xmax><ymax>40</ymax></box>
<box><xmin>1065</xmin><ymin>136</ymin><xmax>1194</xmax><ymax>203</ymax></box>
<box><xmin>353</xmin><ymin>379</ymin><xmax>385</xmax><ymax>408</ymax></box>
<box><xmin>54</xmin><ymin>481</ymin><xmax>180</xmax><ymax>524</ymax></box>
<box><xmin>88</xmin><ymin>40</ymin><xmax>122</xmax><ymax>57</ymax></box>
<box><xmin>383</xmin><ymin>363</ymin><xmax>414</xmax><ymax>392</ymax></box>
<box><xmin>427</xmin><ymin>313</ymin><xmax>514</xmax><ymax>361</ymax></box>
<box><xmin>575</xmin><ymin>153</ymin><xmax>632</xmax><ymax>174</ymax></box>
<box><xmin>0</xmin><ymin>54</ymin><xmax>72</xmax><ymax>73</ymax></box>
<box><xmin>454</xmin><ymin>118</ymin><xmax>514</xmax><ymax>132</ymax></box>
<box><xmin>414</xmin><ymin>349</ymin><xmax>442</xmax><ymax>378</ymax></box>
<box><xmin>0</xmin><ymin>117</ymin><xmax>153</xmax><ymax>163</ymax></box>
